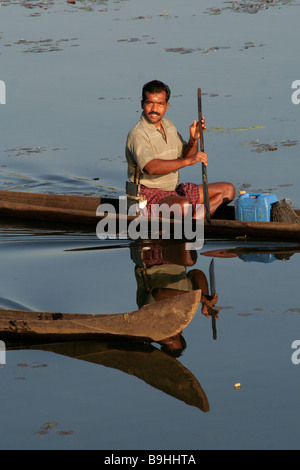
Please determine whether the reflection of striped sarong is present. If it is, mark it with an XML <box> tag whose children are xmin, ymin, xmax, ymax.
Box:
<box><xmin>141</xmin><ymin>244</ymin><xmax>169</xmax><ymax>267</ymax></box>
<box><xmin>140</xmin><ymin>182</ymin><xmax>200</xmax><ymax>217</ymax></box>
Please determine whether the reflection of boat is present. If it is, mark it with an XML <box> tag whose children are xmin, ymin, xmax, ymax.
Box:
<box><xmin>1</xmin><ymin>190</ymin><xmax>300</xmax><ymax>240</ymax></box>
<box><xmin>7</xmin><ymin>340</ymin><xmax>209</xmax><ymax>412</ymax></box>
<box><xmin>203</xmin><ymin>244</ymin><xmax>300</xmax><ymax>260</ymax></box>
<box><xmin>0</xmin><ymin>289</ymin><xmax>201</xmax><ymax>341</ymax></box>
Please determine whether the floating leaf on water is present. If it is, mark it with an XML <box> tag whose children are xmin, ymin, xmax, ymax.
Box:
<box><xmin>280</xmin><ymin>139</ymin><xmax>298</xmax><ymax>146</ymax></box>
<box><xmin>284</xmin><ymin>308</ymin><xmax>300</xmax><ymax>315</ymax></box>
<box><xmin>208</xmin><ymin>125</ymin><xmax>265</xmax><ymax>132</ymax></box>
<box><xmin>35</xmin><ymin>429</ymin><xmax>49</xmax><ymax>436</ymax></box>
<box><xmin>42</xmin><ymin>421</ymin><xmax>58</xmax><ymax>430</ymax></box>
<box><xmin>165</xmin><ymin>45</ymin><xmax>229</xmax><ymax>55</ymax></box>
<box><xmin>204</xmin><ymin>7</ymin><xmax>223</xmax><ymax>15</ymax></box>
<box><xmin>56</xmin><ymin>430</ymin><xmax>74</xmax><ymax>435</ymax></box>
<box><xmin>206</xmin><ymin>1</ymin><xmax>296</xmax><ymax>15</ymax></box>
<box><xmin>13</xmin><ymin>36</ymin><xmax>78</xmax><ymax>53</ymax></box>
<box><xmin>4</xmin><ymin>146</ymin><xmax>47</xmax><ymax>157</ymax></box>
<box><xmin>165</xmin><ymin>47</ymin><xmax>195</xmax><ymax>54</ymax></box>
<box><xmin>131</xmin><ymin>16</ymin><xmax>147</xmax><ymax>20</ymax></box>
<box><xmin>117</xmin><ymin>37</ymin><xmax>140</xmax><ymax>43</ymax></box>
<box><xmin>241</xmin><ymin>41</ymin><xmax>265</xmax><ymax>50</ymax></box>
<box><xmin>35</xmin><ymin>421</ymin><xmax>58</xmax><ymax>436</ymax></box>
<box><xmin>207</xmin><ymin>127</ymin><xmax>227</xmax><ymax>132</ymax></box>
<box><xmin>246</xmin><ymin>138</ymin><xmax>298</xmax><ymax>152</ymax></box>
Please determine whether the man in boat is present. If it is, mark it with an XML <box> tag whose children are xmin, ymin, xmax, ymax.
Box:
<box><xmin>125</xmin><ymin>80</ymin><xmax>235</xmax><ymax>218</ymax></box>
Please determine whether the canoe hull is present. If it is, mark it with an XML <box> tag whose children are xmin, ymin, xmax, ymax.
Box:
<box><xmin>0</xmin><ymin>190</ymin><xmax>300</xmax><ymax>241</ymax></box>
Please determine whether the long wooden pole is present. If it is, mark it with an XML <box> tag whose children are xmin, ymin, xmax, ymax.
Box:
<box><xmin>198</xmin><ymin>88</ymin><xmax>211</xmax><ymax>223</ymax></box>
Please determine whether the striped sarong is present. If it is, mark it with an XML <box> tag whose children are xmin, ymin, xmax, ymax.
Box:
<box><xmin>140</xmin><ymin>182</ymin><xmax>200</xmax><ymax>217</ymax></box>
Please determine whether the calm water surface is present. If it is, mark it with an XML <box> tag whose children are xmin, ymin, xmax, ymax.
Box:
<box><xmin>0</xmin><ymin>0</ymin><xmax>300</xmax><ymax>450</ymax></box>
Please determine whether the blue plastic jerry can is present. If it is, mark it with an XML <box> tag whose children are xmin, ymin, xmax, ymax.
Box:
<box><xmin>235</xmin><ymin>192</ymin><xmax>278</xmax><ymax>222</ymax></box>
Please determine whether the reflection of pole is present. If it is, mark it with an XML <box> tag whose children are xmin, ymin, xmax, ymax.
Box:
<box><xmin>209</xmin><ymin>259</ymin><xmax>217</xmax><ymax>340</ymax></box>
<box><xmin>211</xmin><ymin>311</ymin><xmax>217</xmax><ymax>340</ymax></box>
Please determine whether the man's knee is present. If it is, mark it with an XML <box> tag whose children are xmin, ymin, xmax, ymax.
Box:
<box><xmin>224</xmin><ymin>183</ymin><xmax>235</xmax><ymax>202</ymax></box>
<box><xmin>178</xmin><ymin>197</ymin><xmax>194</xmax><ymax>216</ymax></box>
<box><xmin>215</xmin><ymin>182</ymin><xmax>235</xmax><ymax>203</ymax></box>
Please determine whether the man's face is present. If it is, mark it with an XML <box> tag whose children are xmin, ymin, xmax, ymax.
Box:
<box><xmin>142</xmin><ymin>90</ymin><xmax>169</xmax><ymax>126</ymax></box>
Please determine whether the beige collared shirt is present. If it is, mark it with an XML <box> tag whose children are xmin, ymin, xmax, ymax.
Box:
<box><xmin>126</xmin><ymin>113</ymin><xmax>187</xmax><ymax>191</ymax></box>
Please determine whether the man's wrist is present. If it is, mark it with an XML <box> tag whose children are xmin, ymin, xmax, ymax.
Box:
<box><xmin>181</xmin><ymin>156</ymin><xmax>191</xmax><ymax>167</ymax></box>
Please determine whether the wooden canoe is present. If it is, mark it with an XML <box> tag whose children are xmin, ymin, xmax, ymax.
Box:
<box><xmin>0</xmin><ymin>189</ymin><xmax>300</xmax><ymax>241</ymax></box>
<box><xmin>0</xmin><ymin>289</ymin><xmax>201</xmax><ymax>341</ymax></box>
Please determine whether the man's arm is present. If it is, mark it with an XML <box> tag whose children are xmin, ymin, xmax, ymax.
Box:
<box><xmin>183</xmin><ymin>118</ymin><xmax>206</xmax><ymax>157</ymax></box>
<box><xmin>182</xmin><ymin>136</ymin><xmax>198</xmax><ymax>158</ymax></box>
<box><xmin>143</xmin><ymin>151</ymin><xmax>207</xmax><ymax>175</ymax></box>
<box><xmin>143</xmin><ymin>118</ymin><xmax>207</xmax><ymax>175</ymax></box>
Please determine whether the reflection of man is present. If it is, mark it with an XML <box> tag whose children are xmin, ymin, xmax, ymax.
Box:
<box><xmin>130</xmin><ymin>241</ymin><xmax>218</xmax><ymax>354</ymax></box>
<box><xmin>126</xmin><ymin>80</ymin><xmax>235</xmax><ymax>217</ymax></box>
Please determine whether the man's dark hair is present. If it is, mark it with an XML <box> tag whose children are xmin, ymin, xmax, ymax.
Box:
<box><xmin>142</xmin><ymin>80</ymin><xmax>171</xmax><ymax>103</ymax></box>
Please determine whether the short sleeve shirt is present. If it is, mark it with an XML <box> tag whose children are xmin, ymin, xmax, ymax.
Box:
<box><xmin>125</xmin><ymin>113</ymin><xmax>187</xmax><ymax>191</ymax></box>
